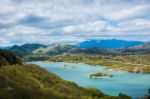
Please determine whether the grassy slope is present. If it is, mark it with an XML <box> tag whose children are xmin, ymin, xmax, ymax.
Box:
<box><xmin>0</xmin><ymin>64</ymin><xmax>131</xmax><ymax>99</ymax></box>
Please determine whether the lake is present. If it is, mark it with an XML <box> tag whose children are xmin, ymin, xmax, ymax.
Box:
<box><xmin>29</xmin><ymin>61</ymin><xmax>150</xmax><ymax>99</ymax></box>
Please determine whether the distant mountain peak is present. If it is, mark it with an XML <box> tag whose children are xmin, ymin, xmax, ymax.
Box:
<box><xmin>51</xmin><ymin>42</ymin><xmax>66</xmax><ymax>47</ymax></box>
<box><xmin>77</xmin><ymin>39</ymin><xmax>144</xmax><ymax>49</ymax></box>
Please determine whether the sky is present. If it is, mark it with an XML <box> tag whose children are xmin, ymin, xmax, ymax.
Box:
<box><xmin>0</xmin><ymin>0</ymin><xmax>150</xmax><ymax>46</ymax></box>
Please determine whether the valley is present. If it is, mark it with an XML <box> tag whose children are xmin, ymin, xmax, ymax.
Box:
<box><xmin>6</xmin><ymin>40</ymin><xmax>150</xmax><ymax>74</ymax></box>
<box><xmin>1</xmin><ymin>39</ymin><xmax>150</xmax><ymax>99</ymax></box>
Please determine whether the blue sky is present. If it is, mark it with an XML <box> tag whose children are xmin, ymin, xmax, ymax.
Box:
<box><xmin>0</xmin><ymin>0</ymin><xmax>150</xmax><ymax>46</ymax></box>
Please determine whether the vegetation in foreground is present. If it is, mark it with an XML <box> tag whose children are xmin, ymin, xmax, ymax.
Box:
<box><xmin>0</xmin><ymin>50</ymin><xmax>131</xmax><ymax>99</ymax></box>
<box><xmin>0</xmin><ymin>64</ymin><xmax>132</xmax><ymax>99</ymax></box>
<box><xmin>90</xmin><ymin>72</ymin><xmax>113</xmax><ymax>78</ymax></box>
<box><xmin>48</xmin><ymin>54</ymin><xmax>150</xmax><ymax>73</ymax></box>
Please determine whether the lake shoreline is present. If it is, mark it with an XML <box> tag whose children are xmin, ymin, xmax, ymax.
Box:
<box><xmin>28</xmin><ymin>61</ymin><xmax>150</xmax><ymax>99</ymax></box>
<box><xmin>47</xmin><ymin>60</ymin><xmax>150</xmax><ymax>74</ymax></box>
<box><xmin>47</xmin><ymin>54</ymin><xmax>150</xmax><ymax>74</ymax></box>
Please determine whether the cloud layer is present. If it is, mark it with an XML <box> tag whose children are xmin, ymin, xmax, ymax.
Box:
<box><xmin>0</xmin><ymin>0</ymin><xmax>150</xmax><ymax>46</ymax></box>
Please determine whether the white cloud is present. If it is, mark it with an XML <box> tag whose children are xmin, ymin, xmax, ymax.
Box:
<box><xmin>116</xmin><ymin>19</ymin><xmax>150</xmax><ymax>34</ymax></box>
<box><xmin>106</xmin><ymin>5</ymin><xmax>150</xmax><ymax>20</ymax></box>
<box><xmin>0</xmin><ymin>0</ymin><xmax>150</xmax><ymax>46</ymax></box>
<box><xmin>63</xmin><ymin>20</ymin><xmax>114</xmax><ymax>34</ymax></box>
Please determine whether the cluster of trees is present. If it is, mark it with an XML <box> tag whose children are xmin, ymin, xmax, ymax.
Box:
<box><xmin>0</xmin><ymin>49</ymin><xmax>21</xmax><ymax>66</ymax></box>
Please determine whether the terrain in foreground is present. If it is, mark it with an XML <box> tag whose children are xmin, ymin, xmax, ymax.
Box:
<box><xmin>0</xmin><ymin>49</ymin><xmax>131</xmax><ymax>99</ymax></box>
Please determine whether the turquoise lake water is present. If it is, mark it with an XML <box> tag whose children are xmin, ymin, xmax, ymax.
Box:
<box><xmin>29</xmin><ymin>61</ymin><xmax>150</xmax><ymax>98</ymax></box>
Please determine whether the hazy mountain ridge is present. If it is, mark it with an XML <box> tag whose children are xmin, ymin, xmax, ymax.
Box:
<box><xmin>118</xmin><ymin>42</ymin><xmax>150</xmax><ymax>54</ymax></box>
<box><xmin>33</xmin><ymin>42</ymin><xmax>77</xmax><ymax>55</ymax></box>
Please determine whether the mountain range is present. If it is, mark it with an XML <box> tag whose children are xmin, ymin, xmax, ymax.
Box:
<box><xmin>1</xmin><ymin>39</ymin><xmax>149</xmax><ymax>56</ymax></box>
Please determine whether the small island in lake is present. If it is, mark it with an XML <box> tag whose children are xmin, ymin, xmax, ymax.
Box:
<box><xmin>90</xmin><ymin>72</ymin><xmax>113</xmax><ymax>78</ymax></box>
